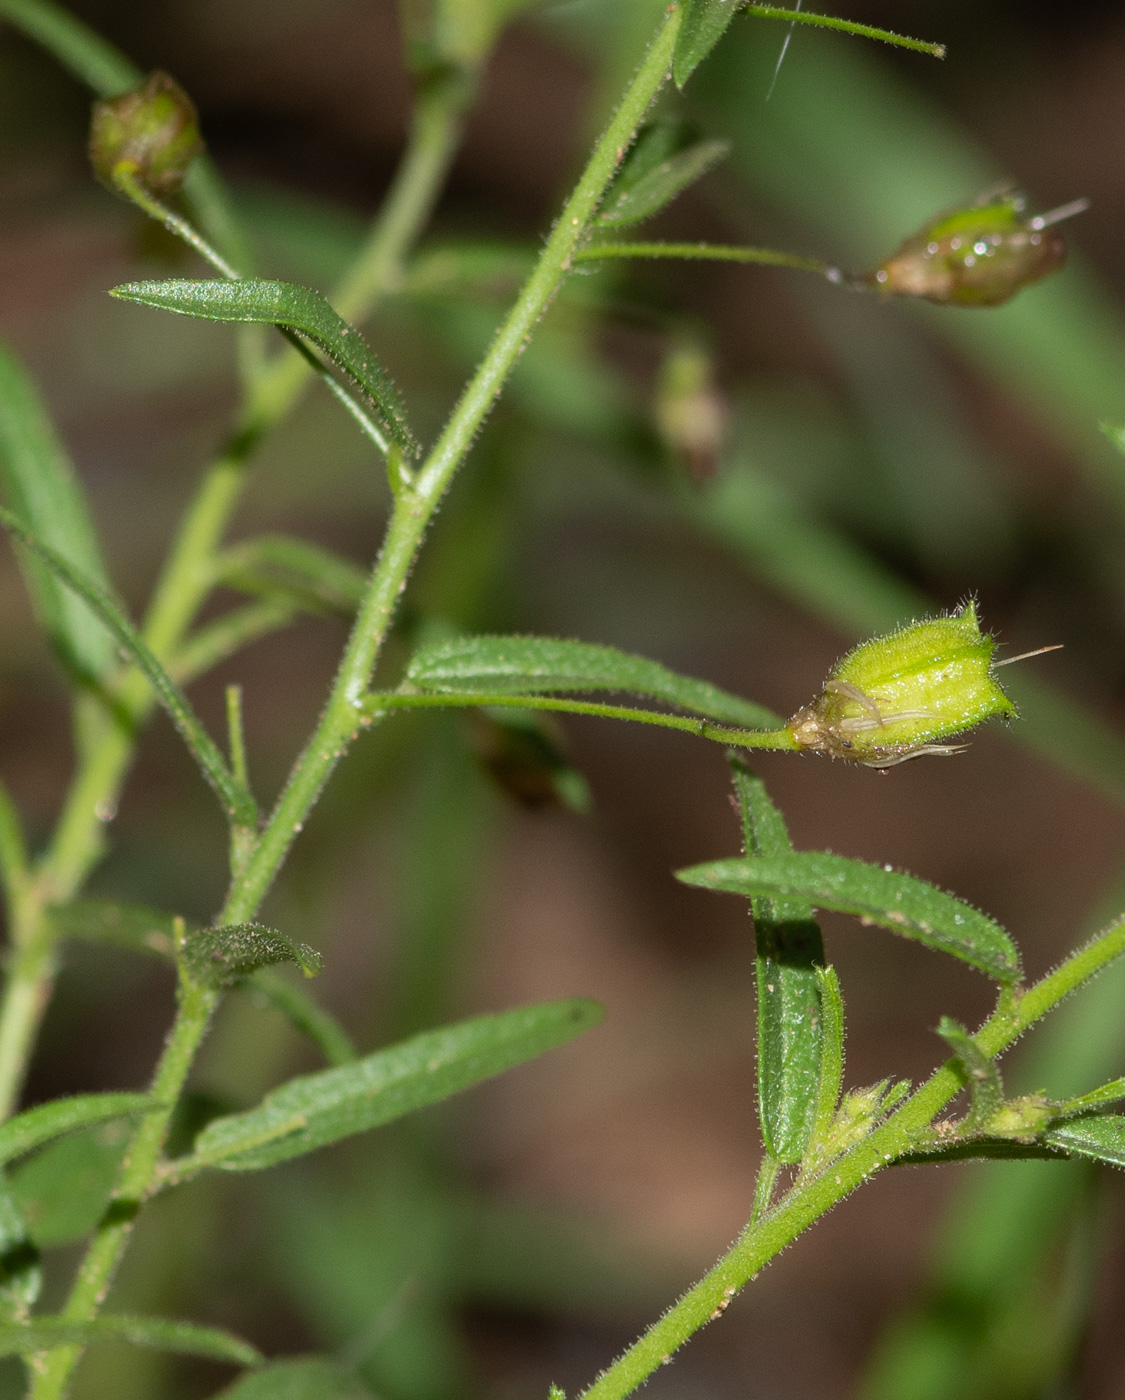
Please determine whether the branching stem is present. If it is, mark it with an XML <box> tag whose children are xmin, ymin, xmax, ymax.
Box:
<box><xmin>28</xmin><ymin>10</ymin><xmax>682</xmax><ymax>1395</ymax></box>
<box><xmin>578</xmin><ymin>915</ymin><xmax>1125</xmax><ymax>1400</ymax></box>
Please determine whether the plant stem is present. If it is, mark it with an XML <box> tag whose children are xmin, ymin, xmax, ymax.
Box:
<box><xmin>0</xmin><ymin>59</ymin><xmax>469</xmax><ymax>1132</ymax></box>
<box><xmin>577</xmin><ymin>915</ymin><xmax>1125</xmax><ymax>1400</ymax></box>
<box><xmin>743</xmin><ymin>5</ymin><xmax>945</xmax><ymax>58</ymax></box>
<box><xmin>577</xmin><ymin>241</ymin><xmax>838</xmax><ymax>278</ymax></box>
<box><xmin>220</xmin><ymin>6</ymin><xmax>684</xmax><ymax>921</ymax></box>
<box><xmin>31</xmin><ymin>979</ymin><xmax>219</xmax><ymax>1399</ymax></box>
<box><xmin>30</xmin><ymin>13</ymin><xmax>681</xmax><ymax>1394</ymax></box>
<box><xmin>367</xmin><ymin>689</ymin><xmax>796</xmax><ymax>751</ymax></box>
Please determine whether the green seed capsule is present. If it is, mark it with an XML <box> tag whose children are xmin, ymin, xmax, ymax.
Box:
<box><xmin>865</xmin><ymin>187</ymin><xmax>1088</xmax><ymax>308</ymax></box>
<box><xmin>89</xmin><ymin>71</ymin><xmax>203</xmax><ymax>197</ymax></box>
<box><xmin>788</xmin><ymin>601</ymin><xmax>1017</xmax><ymax>767</ymax></box>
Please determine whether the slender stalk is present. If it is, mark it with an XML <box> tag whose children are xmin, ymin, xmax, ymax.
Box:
<box><xmin>577</xmin><ymin>916</ymin><xmax>1125</xmax><ymax>1400</ymax></box>
<box><xmin>368</xmin><ymin>689</ymin><xmax>795</xmax><ymax>751</ymax></box>
<box><xmin>743</xmin><ymin>5</ymin><xmax>945</xmax><ymax>58</ymax></box>
<box><xmin>31</xmin><ymin>14</ymin><xmax>682</xmax><ymax>1395</ymax></box>
<box><xmin>219</xmin><ymin>7</ymin><xmax>685</xmax><ymax>923</ymax></box>
<box><xmin>0</xmin><ymin>56</ymin><xmax>470</xmax><ymax>1130</ymax></box>
<box><xmin>31</xmin><ymin>979</ymin><xmax>220</xmax><ymax>1395</ymax></box>
<box><xmin>577</xmin><ymin>241</ymin><xmax>837</xmax><ymax>277</ymax></box>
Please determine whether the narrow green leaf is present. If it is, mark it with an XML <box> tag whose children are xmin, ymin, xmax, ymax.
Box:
<box><xmin>1057</xmin><ymin>1077</ymin><xmax>1125</xmax><ymax>1118</ymax></box>
<box><xmin>0</xmin><ymin>1314</ymin><xmax>260</xmax><ymax>1365</ymax></box>
<box><xmin>406</xmin><ymin>635</ymin><xmax>780</xmax><ymax>729</ymax></box>
<box><xmin>597</xmin><ymin>123</ymin><xmax>729</xmax><ymax>228</ymax></box>
<box><xmin>0</xmin><ymin>506</ymin><xmax>251</xmax><ymax>824</ymax></box>
<box><xmin>730</xmin><ymin>758</ymin><xmax>823</xmax><ymax>1164</ymax></box>
<box><xmin>48</xmin><ymin>898</ymin><xmax>178</xmax><ymax>957</ymax></box>
<box><xmin>0</xmin><ymin>1174</ymin><xmax>39</xmax><ymax>1322</ymax></box>
<box><xmin>213</xmin><ymin>535</ymin><xmax>368</xmax><ymax>620</ymax></box>
<box><xmin>677</xmin><ymin>852</ymin><xmax>1020</xmax><ymax>980</ymax></box>
<box><xmin>181</xmin><ymin>924</ymin><xmax>323</xmax><ymax>990</ymax></box>
<box><xmin>1045</xmin><ymin>1113</ymin><xmax>1125</xmax><ymax>1168</ymax></box>
<box><xmin>181</xmin><ymin>999</ymin><xmax>602</xmax><ymax>1174</ymax></box>
<box><xmin>673</xmin><ymin>0</ymin><xmax>743</xmax><ymax>87</ymax></box>
<box><xmin>0</xmin><ymin>343</ymin><xmax>114</xmax><ymax>683</ymax></box>
<box><xmin>937</xmin><ymin>1016</ymin><xmax>1004</xmax><ymax>1128</ymax></box>
<box><xmin>810</xmin><ymin>964</ymin><xmax>845</xmax><ymax>1153</ymax></box>
<box><xmin>213</xmin><ymin>1357</ymin><xmax>375</xmax><ymax>1399</ymax></box>
<box><xmin>0</xmin><ymin>1094</ymin><xmax>152</xmax><ymax>1171</ymax></box>
<box><xmin>110</xmin><ymin>279</ymin><xmax>418</xmax><ymax>456</ymax></box>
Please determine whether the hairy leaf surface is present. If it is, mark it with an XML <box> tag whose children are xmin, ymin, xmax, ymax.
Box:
<box><xmin>407</xmin><ymin>635</ymin><xmax>780</xmax><ymax>728</ymax></box>
<box><xmin>678</xmin><ymin>852</ymin><xmax>1020</xmax><ymax>980</ymax></box>
<box><xmin>730</xmin><ymin>759</ymin><xmax>824</xmax><ymax>1163</ymax></box>
<box><xmin>185</xmin><ymin>999</ymin><xmax>602</xmax><ymax>1173</ymax></box>
<box><xmin>181</xmin><ymin>923</ymin><xmax>323</xmax><ymax>989</ymax></box>
<box><xmin>111</xmin><ymin>279</ymin><xmax>418</xmax><ymax>455</ymax></box>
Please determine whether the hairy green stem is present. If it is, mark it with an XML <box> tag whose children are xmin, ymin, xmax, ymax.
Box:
<box><xmin>220</xmin><ymin>6</ymin><xmax>684</xmax><ymax>922</ymax></box>
<box><xmin>577</xmin><ymin>241</ymin><xmax>836</xmax><ymax>277</ymax></box>
<box><xmin>743</xmin><ymin>5</ymin><xmax>945</xmax><ymax>58</ymax></box>
<box><xmin>0</xmin><ymin>50</ymin><xmax>469</xmax><ymax>1133</ymax></box>
<box><xmin>31</xmin><ymin>978</ymin><xmax>219</xmax><ymax>1395</ymax></box>
<box><xmin>578</xmin><ymin>916</ymin><xmax>1125</xmax><ymax>1400</ymax></box>
<box><xmin>30</xmin><ymin>12</ymin><xmax>681</xmax><ymax>1394</ymax></box>
<box><xmin>368</xmin><ymin>689</ymin><xmax>795</xmax><ymax>751</ymax></box>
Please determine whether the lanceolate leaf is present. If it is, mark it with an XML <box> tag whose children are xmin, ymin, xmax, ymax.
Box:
<box><xmin>0</xmin><ymin>506</ymin><xmax>252</xmax><ymax>825</ymax></box>
<box><xmin>213</xmin><ymin>1356</ymin><xmax>375</xmax><ymax>1399</ymax></box>
<box><xmin>0</xmin><ymin>344</ymin><xmax>114</xmax><ymax>683</ymax></box>
<box><xmin>674</xmin><ymin>0</ymin><xmax>744</xmax><ymax>88</ymax></box>
<box><xmin>0</xmin><ymin>1093</ymin><xmax>152</xmax><ymax>1170</ymax></box>
<box><xmin>110</xmin><ymin>279</ymin><xmax>419</xmax><ymax>456</ymax></box>
<box><xmin>0</xmin><ymin>1314</ymin><xmax>261</xmax><ymax>1364</ymax></box>
<box><xmin>1045</xmin><ymin>1113</ymin><xmax>1125</xmax><ymax>1169</ymax></box>
<box><xmin>677</xmin><ymin>852</ymin><xmax>1020</xmax><ymax>980</ymax></box>
<box><xmin>180</xmin><ymin>999</ymin><xmax>602</xmax><ymax>1174</ymax></box>
<box><xmin>181</xmin><ymin>923</ymin><xmax>323</xmax><ymax>990</ymax></box>
<box><xmin>406</xmin><ymin>636</ymin><xmax>780</xmax><ymax>729</ymax></box>
<box><xmin>730</xmin><ymin>759</ymin><xmax>824</xmax><ymax>1164</ymax></box>
<box><xmin>597</xmin><ymin>122</ymin><xmax>730</xmax><ymax>228</ymax></box>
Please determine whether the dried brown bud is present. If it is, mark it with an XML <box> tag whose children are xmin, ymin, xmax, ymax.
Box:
<box><xmin>864</xmin><ymin>187</ymin><xmax>1088</xmax><ymax>308</ymax></box>
<box><xmin>89</xmin><ymin>71</ymin><xmax>203</xmax><ymax>197</ymax></box>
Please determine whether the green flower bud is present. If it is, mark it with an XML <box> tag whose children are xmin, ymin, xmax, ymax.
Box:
<box><xmin>788</xmin><ymin>602</ymin><xmax>1017</xmax><ymax>768</ymax></box>
<box><xmin>865</xmin><ymin>187</ymin><xmax>1088</xmax><ymax>308</ymax></box>
<box><xmin>89</xmin><ymin>71</ymin><xmax>203</xmax><ymax>197</ymax></box>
